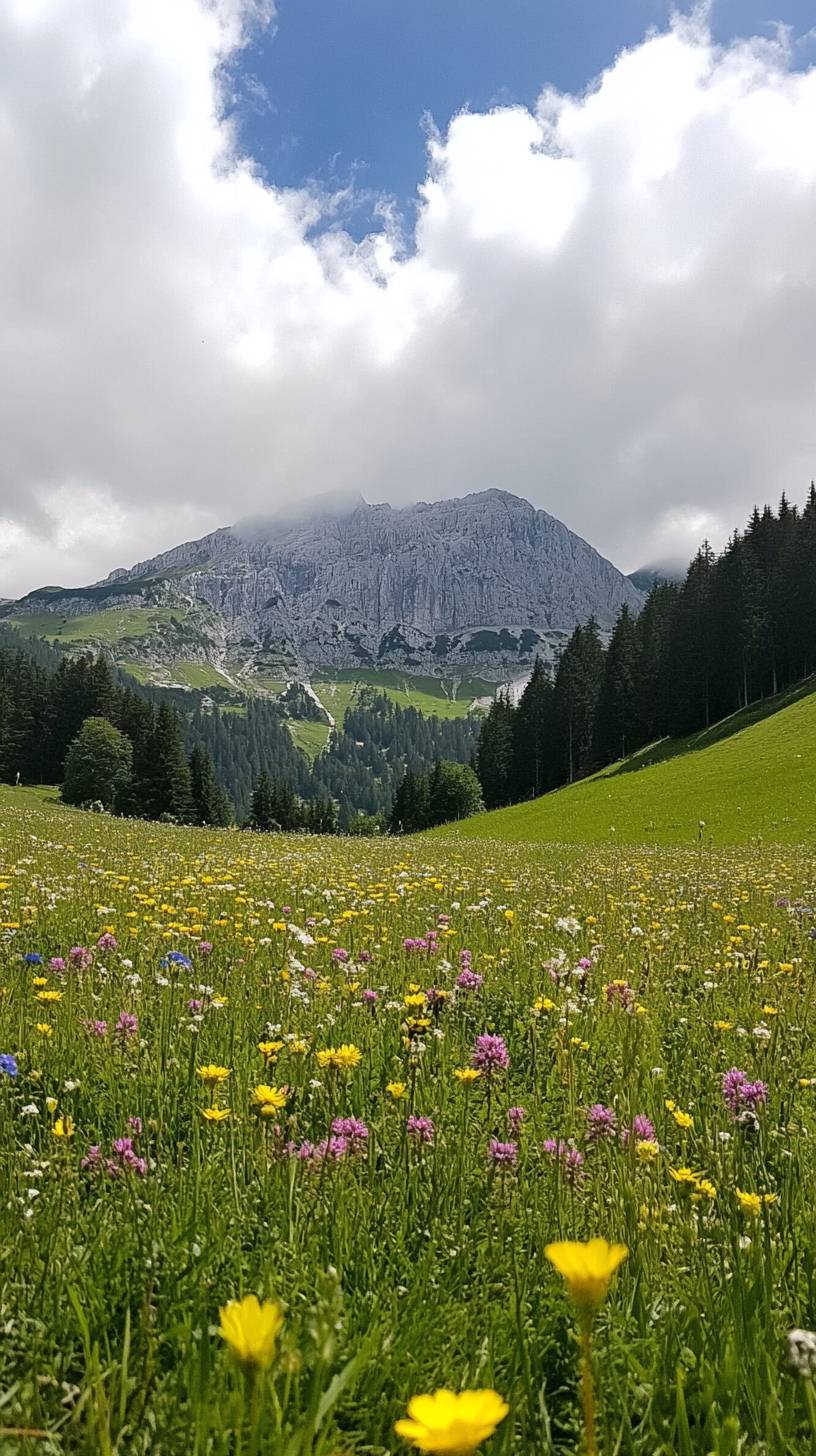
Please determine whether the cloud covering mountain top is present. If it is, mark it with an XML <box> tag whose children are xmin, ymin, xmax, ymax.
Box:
<box><xmin>1</xmin><ymin>1</ymin><xmax>815</xmax><ymax>595</ymax></box>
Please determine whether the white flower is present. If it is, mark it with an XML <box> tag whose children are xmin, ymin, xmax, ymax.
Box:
<box><xmin>20</xmin><ymin>1104</ymin><xmax>39</xmax><ymax>1117</ymax></box>
<box><xmin>788</xmin><ymin>1329</ymin><xmax>816</xmax><ymax>1377</ymax></box>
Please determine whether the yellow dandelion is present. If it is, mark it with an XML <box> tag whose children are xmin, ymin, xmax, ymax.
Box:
<box><xmin>545</xmin><ymin>1238</ymin><xmax>628</xmax><ymax>1315</ymax></box>
<box><xmin>218</xmin><ymin>1293</ymin><xmax>284</xmax><ymax>1371</ymax></box>
<box><xmin>395</xmin><ymin>1389</ymin><xmax>508</xmax><ymax>1455</ymax></box>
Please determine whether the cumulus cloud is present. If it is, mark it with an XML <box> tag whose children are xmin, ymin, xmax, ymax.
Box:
<box><xmin>1</xmin><ymin>1</ymin><xmax>815</xmax><ymax>596</ymax></box>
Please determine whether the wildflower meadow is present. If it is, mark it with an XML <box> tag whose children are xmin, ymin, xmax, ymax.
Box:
<box><xmin>2</xmin><ymin>791</ymin><xmax>816</xmax><ymax>1453</ymax></box>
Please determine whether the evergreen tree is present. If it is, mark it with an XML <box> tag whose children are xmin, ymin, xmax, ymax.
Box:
<box><xmin>553</xmin><ymin>618</ymin><xmax>604</xmax><ymax>782</ymax></box>
<box><xmin>148</xmin><ymin>704</ymin><xmax>195</xmax><ymax>821</ymax></box>
<box><xmin>475</xmin><ymin>695</ymin><xmax>515</xmax><ymax>808</ymax></box>
<box><xmin>593</xmin><ymin>606</ymin><xmax>641</xmax><ymax>763</ymax></box>
<box><xmin>62</xmin><ymin>717</ymin><xmax>133</xmax><ymax>810</ymax></box>
<box><xmin>189</xmin><ymin>742</ymin><xmax>232</xmax><ymax>826</ymax></box>
<box><xmin>510</xmin><ymin>656</ymin><xmax>554</xmax><ymax>799</ymax></box>
<box><xmin>248</xmin><ymin>771</ymin><xmax>277</xmax><ymax>830</ymax></box>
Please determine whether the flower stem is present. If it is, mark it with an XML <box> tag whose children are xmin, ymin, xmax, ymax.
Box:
<box><xmin>579</xmin><ymin>1316</ymin><xmax>597</xmax><ymax>1456</ymax></box>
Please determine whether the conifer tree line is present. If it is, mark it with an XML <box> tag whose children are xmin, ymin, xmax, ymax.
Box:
<box><xmin>0</xmin><ymin>643</ymin><xmax>231</xmax><ymax>824</ymax></box>
<box><xmin>0</xmin><ymin>632</ymin><xmax>480</xmax><ymax>830</ymax></box>
<box><xmin>474</xmin><ymin>489</ymin><xmax>816</xmax><ymax>809</ymax></box>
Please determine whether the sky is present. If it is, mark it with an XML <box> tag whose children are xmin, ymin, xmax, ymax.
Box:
<box><xmin>1</xmin><ymin>0</ymin><xmax>816</xmax><ymax>597</ymax></box>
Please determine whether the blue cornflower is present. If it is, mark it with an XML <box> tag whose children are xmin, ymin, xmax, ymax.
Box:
<box><xmin>24</xmin><ymin>953</ymin><xmax>43</xmax><ymax>965</ymax></box>
<box><xmin>0</xmin><ymin>1054</ymin><xmax>18</xmax><ymax>1079</ymax></box>
<box><xmin>165</xmin><ymin>951</ymin><xmax>192</xmax><ymax>967</ymax></box>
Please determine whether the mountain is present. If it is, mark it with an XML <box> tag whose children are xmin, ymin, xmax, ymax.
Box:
<box><xmin>627</xmin><ymin>560</ymin><xmax>686</xmax><ymax>592</ymax></box>
<box><xmin>4</xmin><ymin>489</ymin><xmax>642</xmax><ymax>680</ymax></box>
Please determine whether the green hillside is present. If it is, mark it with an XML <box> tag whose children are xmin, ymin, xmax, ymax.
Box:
<box><xmin>454</xmin><ymin>679</ymin><xmax>816</xmax><ymax>845</ymax></box>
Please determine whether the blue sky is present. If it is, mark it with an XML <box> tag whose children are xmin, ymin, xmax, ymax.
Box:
<box><xmin>235</xmin><ymin>0</ymin><xmax>815</xmax><ymax>226</ymax></box>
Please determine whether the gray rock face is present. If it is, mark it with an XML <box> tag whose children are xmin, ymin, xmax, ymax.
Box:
<box><xmin>13</xmin><ymin>490</ymin><xmax>643</xmax><ymax>673</ymax></box>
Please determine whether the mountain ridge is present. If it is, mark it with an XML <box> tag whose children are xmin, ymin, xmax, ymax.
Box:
<box><xmin>5</xmin><ymin>489</ymin><xmax>643</xmax><ymax>679</ymax></box>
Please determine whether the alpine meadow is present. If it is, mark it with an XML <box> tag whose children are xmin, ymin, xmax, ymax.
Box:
<box><xmin>5</xmin><ymin>0</ymin><xmax>816</xmax><ymax>1452</ymax></box>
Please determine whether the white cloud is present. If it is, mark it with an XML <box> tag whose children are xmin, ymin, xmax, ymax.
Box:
<box><xmin>1</xmin><ymin>2</ymin><xmax>815</xmax><ymax>596</ymax></box>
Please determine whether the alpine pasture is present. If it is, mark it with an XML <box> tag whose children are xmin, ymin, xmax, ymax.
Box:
<box><xmin>1</xmin><ymin>782</ymin><xmax>816</xmax><ymax>1453</ymax></box>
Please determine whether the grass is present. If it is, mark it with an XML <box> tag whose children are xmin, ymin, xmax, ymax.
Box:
<box><xmin>1</xmin><ymin>790</ymin><xmax>816</xmax><ymax>1451</ymax></box>
<box><xmin>286</xmin><ymin>719</ymin><xmax>332</xmax><ymax>759</ymax></box>
<box><xmin>6</xmin><ymin>607</ymin><xmax>190</xmax><ymax>647</ymax></box>
<box><xmin>455</xmin><ymin>680</ymin><xmax>816</xmax><ymax>846</ymax></box>
<box><xmin>312</xmin><ymin>670</ymin><xmax>494</xmax><ymax>721</ymax></box>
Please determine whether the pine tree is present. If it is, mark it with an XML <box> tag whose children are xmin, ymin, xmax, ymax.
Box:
<box><xmin>593</xmin><ymin>606</ymin><xmax>641</xmax><ymax>764</ymax></box>
<box><xmin>148</xmin><ymin>704</ymin><xmax>195</xmax><ymax>821</ymax></box>
<box><xmin>475</xmin><ymin>695</ymin><xmax>515</xmax><ymax>808</ymax></box>
<box><xmin>553</xmin><ymin>619</ymin><xmax>604</xmax><ymax>782</ymax></box>
<box><xmin>511</xmin><ymin>656</ymin><xmax>554</xmax><ymax>799</ymax></box>
<box><xmin>248</xmin><ymin>771</ymin><xmax>277</xmax><ymax>830</ymax></box>
<box><xmin>189</xmin><ymin>743</ymin><xmax>232</xmax><ymax>826</ymax></box>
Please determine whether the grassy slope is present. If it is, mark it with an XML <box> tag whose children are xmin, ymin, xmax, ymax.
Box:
<box><xmin>312</xmin><ymin>669</ymin><xmax>492</xmax><ymax>721</ymax></box>
<box><xmin>454</xmin><ymin>680</ymin><xmax>816</xmax><ymax>846</ymax></box>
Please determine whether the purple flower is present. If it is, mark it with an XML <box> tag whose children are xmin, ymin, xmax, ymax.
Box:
<box><xmin>605</xmin><ymin>980</ymin><xmax>635</xmax><ymax>1011</ymax></box>
<box><xmin>48</xmin><ymin>957</ymin><xmax>66</xmax><ymax>973</ymax></box>
<box><xmin>629</xmin><ymin>1114</ymin><xmax>656</xmax><ymax>1143</ymax></box>
<box><xmin>488</xmin><ymin>1138</ymin><xmax>518</xmax><ymax>1166</ymax></box>
<box><xmin>456</xmin><ymin>969</ymin><xmax>484</xmax><ymax>992</ymax></box>
<box><xmin>69</xmin><ymin>946</ymin><xmax>92</xmax><ymax>969</ymax></box>
<box><xmin>586</xmin><ymin>1103</ymin><xmax>617</xmax><ymax>1141</ymax></box>
<box><xmin>722</xmin><ymin>1067</ymin><xmax>769</xmax><ymax>1119</ymax></box>
<box><xmin>543</xmin><ymin>1138</ymin><xmax>584</xmax><ymax>1184</ymax></box>
<box><xmin>361</xmin><ymin>988</ymin><xmax>379</xmax><ymax>1006</ymax></box>
<box><xmin>128</xmin><ymin>1116</ymin><xmax>143</xmax><ymax>1136</ymax></box>
<box><xmin>507</xmin><ymin>1106</ymin><xmax>526</xmax><ymax>1134</ymax></box>
<box><xmin>80</xmin><ymin>1145</ymin><xmax>102</xmax><ymax>1170</ymax></box>
<box><xmin>358</xmin><ymin>950</ymin><xmax>373</xmax><ymax>964</ymax></box>
<box><xmin>197</xmin><ymin>941</ymin><xmax>214</xmax><ymax>955</ymax></box>
<box><xmin>331</xmin><ymin>1116</ymin><xmax>369</xmax><ymax>1146</ymax></box>
<box><xmin>331</xmin><ymin>947</ymin><xmax>349</xmax><ymax>962</ymax></box>
<box><xmin>82</xmin><ymin>1019</ymin><xmax>108</xmax><ymax>1037</ymax></box>
<box><xmin>97</xmin><ymin>933</ymin><xmax>118</xmax><ymax>952</ymax></box>
<box><xmin>406</xmin><ymin>1115</ymin><xmax>435</xmax><ymax>1144</ymax></box>
<box><xmin>471</xmin><ymin>1033</ymin><xmax>509</xmax><ymax>1073</ymax></box>
<box><xmin>115</xmin><ymin>1011</ymin><xmax>139</xmax><ymax>1040</ymax></box>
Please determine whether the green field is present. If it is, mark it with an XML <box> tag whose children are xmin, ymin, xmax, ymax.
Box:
<box><xmin>312</xmin><ymin>669</ymin><xmax>494</xmax><ymax>721</ymax></box>
<box><xmin>287</xmin><ymin>718</ymin><xmax>332</xmax><ymax>758</ymax></box>
<box><xmin>455</xmin><ymin>679</ymin><xmax>816</xmax><ymax>846</ymax></box>
<box><xmin>6</xmin><ymin>606</ymin><xmax>188</xmax><ymax>646</ymax></box>
<box><xmin>2</xmin><ymin>786</ymin><xmax>816</xmax><ymax>1451</ymax></box>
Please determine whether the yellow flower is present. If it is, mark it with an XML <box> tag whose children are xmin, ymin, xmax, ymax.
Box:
<box><xmin>386</xmin><ymin>1081</ymin><xmax>407</xmax><ymax>1100</ymax></box>
<box><xmin>45</xmin><ymin>1096</ymin><xmax>58</xmax><ymax>1114</ymax></box>
<box><xmin>218</xmin><ymin>1294</ymin><xmax>284</xmax><ymax>1371</ymax></box>
<box><xmin>404</xmin><ymin>993</ymin><xmax>426</xmax><ymax>1009</ymax></box>
<box><xmin>544</xmin><ymin>1238</ymin><xmax>628</xmax><ymax>1314</ymax></box>
<box><xmin>258</xmin><ymin>1040</ymin><xmax>284</xmax><ymax>1064</ymax></box>
<box><xmin>395</xmin><ymin>1389</ymin><xmax>508</xmax><ymax>1454</ymax></box>
<box><xmin>35</xmin><ymin>1023</ymin><xmax>53</xmax><ymax>1037</ymax></box>
<box><xmin>713</xmin><ymin>1020</ymin><xmax>733</xmax><ymax>1032</ymax></box>
<box><xmin>201</xmin><ymin>1106</ymin><xmax>231</xmax><ymax>1122</ymax></box>
<box><xmin>316</xmin><ymin>1044</ymin><xmax>362</xmax><ymax>1071</ymax></box>
<box><xmin>534</xmin><ymin>997</ymin><xmax>556</xmax><ymax>1014</ymax></box>
<box><xmin>636</xmin><ymin>1139</ymin><xmax>659</xmax><ymax>1164</ymax></box>
<box><xmin>32</xmin><ymin>976</ymin><xmax>48</xmax><ymax>987</ymax></box>
<box><xmin>736</xmin><ymin>1188</ymin><xmax>777</xmax><ymax>1218</ymax></box>
<box><xmin>36</xmin><ymin>990</ymin><xmax>62</xmax><ymax>1004</ymax></box>
<box><xmin>53</xmin><ymin>1115</ymin><xmax>74</xmax><ymax>1139</ymax></box>
<box><xmin>454</xmin><ymin>1068</ymin><xmax>483</xmax><ymax>1084</ymax></box>
<box><xmin>671</xmin><ymin>1108</ymin><xmax>694</xmax><ymax>1130</ymax></box>
<box><xmin>251</xmin><ymin>1084</ymin><xmax>288</xmax><ymax>1112</ymax></box>
<box><xmin>197</xmin><ymin>1064</ymin><xmax>231</xmax><ymax>1086</ymax></box>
